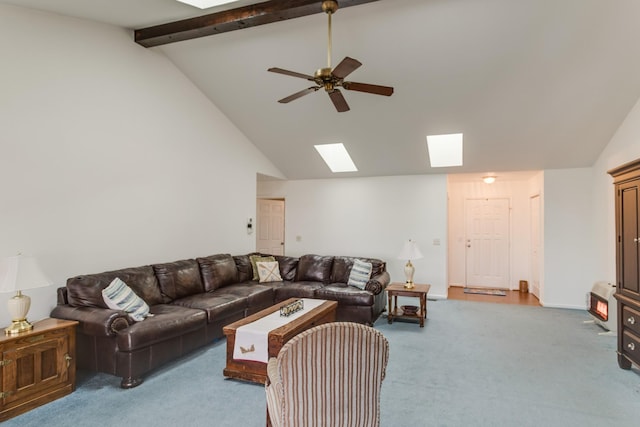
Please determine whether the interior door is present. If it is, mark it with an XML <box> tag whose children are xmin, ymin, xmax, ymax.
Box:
<box><xmin>530</xmin><ymin>195</ymin><xmax>541</xmax><ymax>298</ymax></box>
<box><xmin>256</xmin><ymin>198</ymin><xmax>285</xmax><ymax>255</ymax></box>
<box><xmin>465</xmin><ymin>198</ymin><xmax>510</xmax><ymax>288</ymax></box>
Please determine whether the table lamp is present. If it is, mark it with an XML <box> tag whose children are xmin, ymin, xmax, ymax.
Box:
<box><xmin>0</xmin><ymin>254</ymin><xmax>52</xmax><ymax>335</ymax></box>
<box><xmin>397</xmin><ymin>239</ymin><xmax>423</xmax><ymax>289</ymax></box>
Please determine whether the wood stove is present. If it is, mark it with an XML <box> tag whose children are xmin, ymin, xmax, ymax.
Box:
<box><xmin>587</xmin><ymin>281</ymin><xmax>617</xmax><ymax>332</ymax></box>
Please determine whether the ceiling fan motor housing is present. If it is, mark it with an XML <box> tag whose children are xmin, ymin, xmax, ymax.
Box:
<box><xmin>322</xmin><ymin>1</ymin><xmax>339</xmax><ymax>14</ymax></box>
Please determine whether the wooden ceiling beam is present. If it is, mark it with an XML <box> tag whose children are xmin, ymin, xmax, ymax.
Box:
<box><xmin>135</xmin><ymin>0</ymin><xmax>380</xmax><ymax>48</ymax></box>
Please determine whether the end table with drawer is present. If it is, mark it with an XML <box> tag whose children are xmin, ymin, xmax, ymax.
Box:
<box><xmin>387</xmin><ymin>282</ymin><xmax>431</xmax><ymax>327</ymax></box>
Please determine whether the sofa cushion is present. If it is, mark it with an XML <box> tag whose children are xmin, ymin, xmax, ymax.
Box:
<box><xmin>234</xmin><ymin>254</ymin><xmax>255</xmax><ymax>283</ymax></box>
<box><xmin>315</xmin><ymin>284</ymin><xmax>374</xmax><ymax>306</ymax></box>
<box><xmin>197</xmin><ymin>254</ymin><xmax>238</xmax><ymax>291</ymax></box>
<box><xmin>67</xmin><ymin>266</ymin><xmax>163</xmax><ymax>308</ymax></box>
<box><xmin>172</xmin><ymin>290</ymin><xmax>247</xmax><ymax>323</ymax></box>
<box><xmin>222</xmin><ymin>283</ymin><xmax>275</xmax><ymax>314</ymax></box>
<box><xmin>116</xmin><ymin>304</ymin><xmax>206</xmax><ymax>351</ymax></box>
<box><xmin>273</xmin><ymin>281</ymin><xmax>325</xmax><ymax>302</ymax></box>
<box><xmin>250</xmin><ymin>255</ymin><xmax>275</xmax><ymax>280</ymax></box>
<box><xmin>274</xmin><ymin>255</ymin><xmax>298</xmax><ymax>281</ymax></box>
<box><xmin>153</xmin><ymin>259</ymin><xmax>204</xmax><ymax>302</ymax></box>
<box><xmin>102</xmin><ymin>277</ymin><xmax>150</xmax><ymax>322</ymax></box>
<box><xmin>347</xmin><ymin>259</ymin><xmax>373</xmax><ymax>290</ymax></box>
<box><xmin>330</xmin><ymin>256</ymin><xmax>355</xmax><ymax>283</ymax></box>
<box><xmin>295</xmin><ymin>255</ymin><xmax>334</xmax><ymax>283</ymax></box>
<box><xmin>331</xmin><ymin>256</ymin><xmax>385</xmax><ymax>283</ymax></box>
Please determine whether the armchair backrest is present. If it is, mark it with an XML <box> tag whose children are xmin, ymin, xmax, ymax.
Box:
<box><xmin>266</xmin><ymin>322</ymin><xmax>389</xmax><ymax>427</ymax></box>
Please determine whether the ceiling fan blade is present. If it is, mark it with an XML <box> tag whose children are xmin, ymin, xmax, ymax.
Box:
<box><xmin>343</xmin><ymin>81</ymin><xmax>394</xmax><ymax>96</ymax></box>
<box><xmin>328</xmin><ymin>89</ymin><xmax>350</xmax><ymax>112</ymax></box>
<box><xmin>331</xmin><ymin>57</ymin><xmax>362</xmax><ymax>79</ymax></box>
<box><xmin>278</xmin><ymin>86</ymin><xmax>320</xmax><ymax>103</ymax></box>
<box><xmin>268</xmin><ymin>67</ymin><xmax>315</xmax><ymax>81</ymax></box>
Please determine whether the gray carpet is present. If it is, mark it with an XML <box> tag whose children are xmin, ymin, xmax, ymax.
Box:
<box><xmin>5</xmin><ymin>299</ymin><xmax>640</xmax><ymax>427</ymax></box>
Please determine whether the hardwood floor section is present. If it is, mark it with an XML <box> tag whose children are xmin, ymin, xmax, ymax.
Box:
<box><xmin>448</xmin><ymin>286</ymin><xmax>540</xmax><ymax>306</ymax></box>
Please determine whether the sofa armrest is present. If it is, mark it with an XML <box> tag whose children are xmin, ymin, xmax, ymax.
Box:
<box><xmin>365</xmin><ymin>271</ymin><xmax>390</xmax><ymax>295</ymax></box>
<box><xmin>51</xmin><ymin>305</ymin><xmax>131</xmax><ymax>337</ymax></box>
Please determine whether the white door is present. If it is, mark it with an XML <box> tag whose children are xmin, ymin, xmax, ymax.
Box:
<box><xmin>530</xmin><ymin>195</ymin><xmax>541</xmax><ymax>298</ymax></box>
<box><xmin>256</xmin><ymin>199</ymin><xmax>285</xmax><ymax>255</ymax></box>
<box><xmin>465</xmin><ymin>198</ymin><xmax>510</xmax><ymax>288</ymax></box>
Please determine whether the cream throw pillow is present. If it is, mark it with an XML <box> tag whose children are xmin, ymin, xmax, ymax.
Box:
<box><xmin>256</xmin><ymin>261</ymin><xmax>283</xmax><ymax>283</ymax></box>
<box><xmin>250</xmin><ymin>255</ymin><xmax>276</xmax><ymax>281</ymax></box>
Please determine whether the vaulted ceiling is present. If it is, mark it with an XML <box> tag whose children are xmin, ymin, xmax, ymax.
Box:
<box><xmin>4</xmin><ymin>0</ymin><xmax>640</xmax><ymax>180</ymax></box>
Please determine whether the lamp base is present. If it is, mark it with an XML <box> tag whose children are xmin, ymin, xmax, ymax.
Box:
<box><xmin>5</xmin><ymin>290</ymin><xmax>33</xmax><ymax>335</ymax></box>
<box><xmin>5</xmin><ymin>318</ymin><xmax>34</xmax><ymax>335</ymax></box>
<box><xmin>403</xmin><ymin>260</ymin><xmax>416</xmax><ymax>289</ymax></box>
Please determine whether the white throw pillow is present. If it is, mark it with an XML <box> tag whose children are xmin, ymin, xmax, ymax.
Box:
<box><xmin>256</xmin><ymin>261</ymin><xmax>283</xmax><ymax>283</ymax></box>
<box><xmin>348</xmin><ymin>259</ymin><xmax>373</xmax><ymax>290</ymax></box>
<box><xmin>102</xmin><ymin>277</ymin><xmax>150</xmax><ymax>322</ymax></box>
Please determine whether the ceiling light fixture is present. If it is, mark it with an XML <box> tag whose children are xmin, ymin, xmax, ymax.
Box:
<box><xmin>175</xmin><ymin>0</ymin><xmax>238</xmax><ymax>9</ymax></box>
<box><xmin>426</xmin><ymin>133</ymin><xmax>463</xmax><ymax>167</ymax></box>
<box><xmin>483</xmin><ymin>175</ymin><xmax>497</xmax><ymax>184</ymax></box>
<box><xmin>314</xmin><ymin>143</ymin><xmax>358</xmax><ymax>173</ymax></box>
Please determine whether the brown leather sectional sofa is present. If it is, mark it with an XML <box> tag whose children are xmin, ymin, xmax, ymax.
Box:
<box><xmin>51</xmin><ymin>253</ymin><xmax>389</xmax><ymax>388</ymax></box>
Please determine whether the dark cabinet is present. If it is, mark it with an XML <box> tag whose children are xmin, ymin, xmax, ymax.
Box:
<box><xmin>609</xmin><ymin>159</ymin><xmax>640</xmax><ymax>370</ymax></box>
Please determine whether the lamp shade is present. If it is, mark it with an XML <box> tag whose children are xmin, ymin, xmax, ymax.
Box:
<box><xmin>0</xmin><ymin>255</ymin><xmax>52</xmax><ymax>293</ymax></box>
<box><xmin>397</xmin><ymin>240</ymin><xmax>423</xmax><ymax>261</ymax></box>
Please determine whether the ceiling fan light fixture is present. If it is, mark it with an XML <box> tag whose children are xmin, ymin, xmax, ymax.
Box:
<box><xmin>315</xmin><ymin>143</ymin><xmax>358</xmax><ymax>173</ymax></box>
<box><xmin>175</xmin><ymin>0</ymin><xmax>239</xmax><ymax>10</ymax></box>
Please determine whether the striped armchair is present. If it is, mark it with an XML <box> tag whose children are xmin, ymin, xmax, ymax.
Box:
<box><xmin>265</xmin><ymin>322</ymin><xmax>389</xmax><ymax>427</ymax></box>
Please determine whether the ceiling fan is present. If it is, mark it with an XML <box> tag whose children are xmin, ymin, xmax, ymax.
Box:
<box><xmin>268</xmin><ymin>0</ymin><xmax>394</xmax><ymax>112</ymax></box>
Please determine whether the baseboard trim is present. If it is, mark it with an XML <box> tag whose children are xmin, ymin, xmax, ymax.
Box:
<box><xmin>539</xmin><ymin>302</ymin><xmax>586</xmax><ymax>310</ymax></box>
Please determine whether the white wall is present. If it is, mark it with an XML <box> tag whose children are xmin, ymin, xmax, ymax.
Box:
<box><xmin>542</xmin><ymin>168</ymin><xmax>596</xmax><ymax>308</ymax></box>
<box><xmin>258</xmin><ymin>169</ymin><xmax>600</xmax><ymax>307</ymax></box>
<box><xmin>0</xmin><ymin>5</ymin><xmax>283</xmax><ymax>326</ymax></box>
<box><xmin>258</xmin><ymin>175</ymin><xmax>450</xmax><ymax>298</ymax></box>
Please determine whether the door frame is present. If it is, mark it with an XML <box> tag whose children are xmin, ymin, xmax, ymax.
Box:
<box><xmin>529</xmin><ymin>194</ymin><xmax>541</xmax><ymax>299</ymax></box>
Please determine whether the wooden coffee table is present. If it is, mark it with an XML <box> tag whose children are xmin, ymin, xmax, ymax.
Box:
<box><xmin>387</xmin><ymin>282</ymin><xmax>431</xmax><ymax>327</ymax></box>
<box><xmin>223</xmin><ymin>298</ymin><xmax>337</xmax><ymax>384</ymax></box>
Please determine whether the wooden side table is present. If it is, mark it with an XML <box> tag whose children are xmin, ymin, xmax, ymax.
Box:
<box><xmin>387</xmin><ymin>283</ymin><xmax>431</xmax><ymax>327</ymax></box>
<box><xmin>0</xmin><ymin>318</ymin><xmax>78</xmax><ymax>421</ymax></box>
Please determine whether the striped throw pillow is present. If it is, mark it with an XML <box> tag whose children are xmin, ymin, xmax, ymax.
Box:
<box><xmin>348</xmin><ymin>259</ymin><xmax>373</xmax><ymax>290</ymax></box>
<box><xmin>102</xmin><ymin>277</ymin><xmax>150</xmax><ymax>322</ymax></box>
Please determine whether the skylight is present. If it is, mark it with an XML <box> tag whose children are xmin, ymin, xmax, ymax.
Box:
<box><xmin>314</xmin><ymin>143</ymin><xmax>358</xmax><ymax>173</ymax></box>
<box><xmin>175</xmin><ymin>0</ymin><xmax>238</xmax><ymax>9</ymax></box>
<box><xmin>426</xmin><ymin>133</ymin><xmax>463</xmax><ymax>167</ymax></box>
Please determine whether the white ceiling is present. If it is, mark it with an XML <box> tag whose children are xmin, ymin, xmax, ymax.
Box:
<box><xmin>4</xmin><ymin>0</ymin><xmax>640</xmax><ymax>181</ymax></box>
